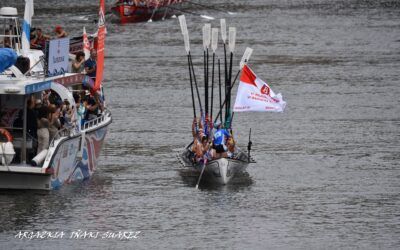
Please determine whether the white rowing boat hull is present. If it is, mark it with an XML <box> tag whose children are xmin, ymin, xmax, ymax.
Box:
<box><xmin>178</xmin><ymin>145</ymin><xmax>254</xmax><ymax>185</ymax></box>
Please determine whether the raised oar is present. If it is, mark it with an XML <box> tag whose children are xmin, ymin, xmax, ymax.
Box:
<box><xmin>178</xmin><ymin>15</ymin><xmax>196</xmax><ymax>119</ymax></box>
<box><xmin>189</xmin><ymin>53</ymin><xmax>203</xmax><ymax>116</ymax></box>
<box><xmin>218</xmin><ymin>58</ymin><xmax>222</xmax><ymax>123</ymax></box>
<box><xmin>167</xmin><ymin>5</ymin><xmax>215</xmax><ymax>20</ymax></box>
<box><xmin>210</xmin><ymin>28</ymin><xmax>218</xmax><ymax>126</ymax></box>
<box><xmin>214</xmin><ymin>47</ymin><xmax>253</xmax><ymax>123</ymax></box>
<box><xmin>202</xmin><ymin>24</ymin><xmax>211</xmax><ymax>134</ymax></box>
<box><xmin>186</xmin><ymin>0</ymin><xmax>236</xmax><ymax>15</ymax></box>
<box><xmin>179</xmin><ymin>15</ymin><xmax>203</xmax><ymax>115</ymax></box>
<box><xmin>220</xmin><ymin>19</ymin><xmax>228</xmax><ymax>124</ymax></box>
<box><xmin>226</xmin><ymin>27</ymin><xmax>236</xmax><ymax>128</ymax></box>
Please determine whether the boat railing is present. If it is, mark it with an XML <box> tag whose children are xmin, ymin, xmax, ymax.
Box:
<box><xmin>82</xmin><ymin>109</ymin><xmax>110</xmax><ymax>131</ymax></box>
<box><xmin>49</xmin><ymin>126</ymin><xmax>77</xmax><ymax>147</ymax></box>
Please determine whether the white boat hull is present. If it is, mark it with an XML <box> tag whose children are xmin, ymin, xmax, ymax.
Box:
<box><xmin>178</xmin><ymin>145</ymin><xmax>254</xmax><ymax>185</ymax></box>
<box><xmin>0</xmin><ymin>168</ymin><xmax>51</xmax><ymax>190</ymax></box>
<box><xmin>0</xmin><ymin>112</ymin><xmax>112</xmax><ymax>190</ymax></box>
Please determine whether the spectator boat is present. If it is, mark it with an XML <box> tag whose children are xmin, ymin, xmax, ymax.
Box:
<box><xmin>111</xmin><ymin>0</ymin><xmax>185</xmax><ymax>23</ymax></box>
<box><xmin>0</xmin><ymin>2</ymin><xmax>112</xmax><ymax>190</ymax></box>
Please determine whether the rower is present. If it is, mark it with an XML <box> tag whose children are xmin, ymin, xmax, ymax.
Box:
<box><xmin>212</xmin><ymin>121</ymin><xmax>230</xmax><ymax>159</ymax></box>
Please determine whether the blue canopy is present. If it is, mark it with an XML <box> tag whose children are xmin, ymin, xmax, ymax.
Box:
<box><xmin>0</xmin><ymin>48</ymin><xmax>18</xmax><ymax>73</ymax></box>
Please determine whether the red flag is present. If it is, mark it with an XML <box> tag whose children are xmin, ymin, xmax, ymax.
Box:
<box><xmin>94</xmin><ymin>0</ymin><xmax>106</xmax><ymax>91</ymax></box>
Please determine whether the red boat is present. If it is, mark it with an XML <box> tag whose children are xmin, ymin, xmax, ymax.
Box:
<box><xmin>111</xmin><ymin>0</ymin><xmax>185</xmax><ymax>23</ymax></box>
<box><xmin>69</xmin><ymin>35</ymin><xmax>95</xmax><ymax>55</ymax></box>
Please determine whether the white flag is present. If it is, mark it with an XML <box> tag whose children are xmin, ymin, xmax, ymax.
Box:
<box><xmin>22</xmin><ymin>0</ymin><xmax>34</xmax><ymax>55</ymax></box>
<box><xmin>233</xmin><ymin>65</ymin><xmax>286</xmax><ymax>112</ymax></box>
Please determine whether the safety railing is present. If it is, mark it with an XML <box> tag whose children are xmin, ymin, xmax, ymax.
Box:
<box><xmin>82</xmin><ymin>109</ymin><xmax>110</xmax><ymax>131</ymax></box>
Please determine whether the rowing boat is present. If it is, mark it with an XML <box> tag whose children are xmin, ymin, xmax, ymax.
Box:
<box><xmin>111</xmin><ymin>0</ymin><xmax>184</xmax><ymax>23</ymax></box>
<box><xmin>178</xmin><ymin>144</ymin><xmax>255</xmax><ymax>185</ymax></box>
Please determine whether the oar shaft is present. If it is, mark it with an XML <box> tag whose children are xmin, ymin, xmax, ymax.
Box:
<box><xmin>187</xmin><ymin>54</ymin><xmax>196</xmax><ymax>119</ymax></box>
<box><xmin>218</xmin><ymin>59</ymin><xmax>223</xmax><ymax>123</ymax></box>
<box><xmin>189</xmin><ymin>53</ymin><xmax>203</xmax><ymax>114</ymax></box>
<box><xmin>204</xmin><ymin>50</ymin><xmax>208</xmax><ymax>115</ymax></box>
<box><xmin>223</xmin><ymin>43</ymin><xmax>228</xmax><ymax>122</ymax></box>
<box><xmin>211</xmin><ymin>53</ymin><xmax>215</xmax><ymax>121</ymax></box>
<box><xmin>227</xmin><ymin>52</ymin><xmax>233</xmax><ymax>120</ymax></box>
<box><xmin>214</xmin><ymin>70</ymin><xmax>241</xmax><ymax>123</ymax></box>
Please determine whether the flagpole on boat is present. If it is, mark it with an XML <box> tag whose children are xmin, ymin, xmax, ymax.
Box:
<box><xmin>210</xmin><ymin>28</ymin><xmax>218</xmax><ymax>128</ymax></box>
<box><xmin>214</xmin><ymin>47</ymin><xmax>253</xmax><ymax>124</ymax></box>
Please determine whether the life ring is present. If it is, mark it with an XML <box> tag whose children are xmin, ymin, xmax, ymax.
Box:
<box><xmin>0</xmin><ymin>128</ymin><xmax>13</xmax><ymax>142</ymax></box>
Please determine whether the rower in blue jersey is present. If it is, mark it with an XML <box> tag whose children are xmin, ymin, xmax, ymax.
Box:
<box><xmin>212</xmin><ymin>121</ymin><xmax>230</xmax><ymax>159</ymax></box>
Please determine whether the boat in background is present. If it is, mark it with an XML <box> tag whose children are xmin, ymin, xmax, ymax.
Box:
<box><xmin>0</xmin><ymin>1</ymin><xmax>112</xmax><ymax>190</ymax></box>
<box><xmin>69</xmin><ymin>34</ymin><xmax>95</xmax><ymax>55</ymax></box>
<box><xmin>111</xmin><ymin>0</ymin><xmax>185</xmax><ymax>23</ymax></box>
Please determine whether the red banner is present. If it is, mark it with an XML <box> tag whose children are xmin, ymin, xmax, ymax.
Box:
<box><xmin>94</xmin><ymin>0</ymin><xmax>106</xmax><ymax>91</ymax></box>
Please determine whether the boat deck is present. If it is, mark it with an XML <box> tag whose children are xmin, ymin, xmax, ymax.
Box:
<box><xmin>0</xmin><ymin>164</ymin><xmax>47</xmax><ymax>174</ymax></box>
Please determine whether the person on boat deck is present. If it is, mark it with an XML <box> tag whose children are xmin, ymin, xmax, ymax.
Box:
<box><xmin>48</xmin><ymin>104</ymin><xmax>61</xmax><ymax>142</ymax></box>
<box><xmin>73</xmin><ymin>93</ymin><xmax>86</xmax><ymax>129</ymax></box>
<box><xmin>30</xmin><ymin>28</ymin><xmax>50</xmax><ymax>50</ymax></box>
<box><xmin>54</xmin><ymin>25</ymin><xmax>68</xmax><ymax>38</ymax></box>
<box><xmin>191</xmin><ymin>118</ymin><xmax>212</xmax><ymax>162</ymax></box>
<box><xmin>26</xmin><ymin>97</ymin><xmax>38</xmax><ymax>144</ymax></box>
<box><xmin>212</xmin><ymin>121</ymin><xmax>230</xmax><ymax>159</ymax></box>
<box><xmin>226</xmin><ymin>136</ymin><xmax>236</xmax><ymax>158</ymax></box>
<box><xmin>85</xmin><ymin>49</ymin><xmax>97</xmax><ymax>81</ymax></box>
<box><xmin>84</xmin><ymin>92</ymin><xmax>99</xmax><ymax>121</ymax></box>
<box><xmin>72</xmin><ymin>52</ymin><xmax>85</xmax><ymax>73</ymax></box>
<box><xmin>37</xmin><ymin>106</ymin><xmax>50</xmax><ymax>153</ymax></box>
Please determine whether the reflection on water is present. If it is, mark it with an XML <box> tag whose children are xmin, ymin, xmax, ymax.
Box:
<box><xmin>178</xmin><ymin>168</ymin><xmax>253</xmax><ymax>190</ymax></box>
